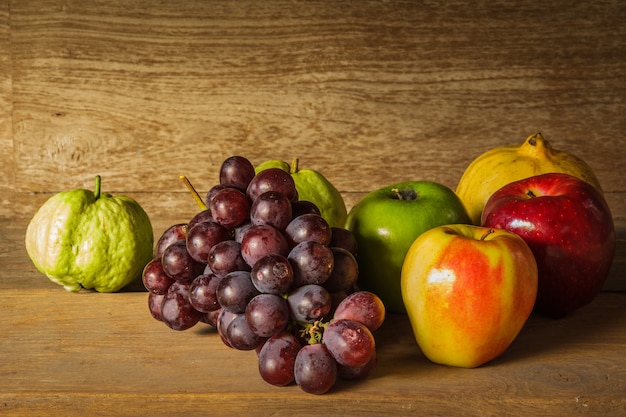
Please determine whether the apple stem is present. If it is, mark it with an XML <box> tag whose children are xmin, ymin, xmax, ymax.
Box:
<box><xmin>290</xmin><ymin>157</ymin><xmax>300</xmax><ymax>174</ymax></box>
<box><xmin>391</xmin><ymin>187</ymin><xmax>418</xmax><ymax>201</ymax></box>
<box><xmin>527</xmin><ymin>190</ymin><xmax>537</xmax><ymax>198</ymax></box>
<box><xmin>179</xmin><ymin>175</ymin><xmax>208</xmax><ymax>211</ymax></box>
<box><xmin>480</xmin><ymin>228</ymin><xmax>495</xmax><ymax>241</ymax></box>
<box><xmin>94</xmin><ymin>175</ymin><xmax>101</xmax><ymax>200</ymax></box>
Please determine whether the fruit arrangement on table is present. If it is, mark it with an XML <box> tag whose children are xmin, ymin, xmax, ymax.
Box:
<box><xmin>24</xmin><ymin>133</ymin><xmax>616</xmax><ymax>394</ymax></box>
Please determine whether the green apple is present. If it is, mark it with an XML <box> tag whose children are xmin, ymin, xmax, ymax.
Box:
<box><xmin>401</xmin><ymin>225</ymin><xmax>538</xmax><ymax>368</ymax></box>
<box><xmin>255</xmin><ymin>158</ymin><xmax>348</xmax><ymax>228</ymax></box>
<box><xmin>25</xmin><ymin>175</ymin><xmax>154</xmax><ymax>292</ymax></box>
<box><xmin>345</xmin><ymin>181</ymin><xmax>471</xmax><ymax>313</ymax></box>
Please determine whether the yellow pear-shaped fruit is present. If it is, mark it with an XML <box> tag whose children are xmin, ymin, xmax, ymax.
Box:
<box><xmin>456</xmin><ymin>133</ymin><xmax>603</xmax><ymax>225</ymax></box>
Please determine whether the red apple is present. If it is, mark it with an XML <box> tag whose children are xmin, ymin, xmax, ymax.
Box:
<box><xmin>401</xmin><ymin>224</ymin><xmax>538</xmax><ymax>368</ymax></box>
<box><xmin>482</xmin><ymin>172</ymin><xmax>616</xmax><ymax>318</ymax></box>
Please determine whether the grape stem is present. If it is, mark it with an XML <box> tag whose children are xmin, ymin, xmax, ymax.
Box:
<box><xmin>179</xmin><ymin>175</ymin><xmax>208</xmax><ymax>211</ymax></box>
<box><xmin>300</xmin><ymin>319</ymin><xmax>330</xmax><ymax>345</ymax></box>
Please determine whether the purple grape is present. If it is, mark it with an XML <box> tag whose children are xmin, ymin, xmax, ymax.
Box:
<box><xmin>155</xmin><ymin>224</ymin><xmax>187</xmax><ymax>257</ymax></box>
<box><xmin>250</xmin><ymin>253</ymin><xmax>293</xmax><ymax>295</ymax></box>
<box><xmin>219</xmin><ymin>155</ymin><xmax>256</xmax><ymax>191</ymax></box>
<box><xmin>329</xmin><ymin>227</ymin><xmax>358</xmax><ymax>257</ymax></box>
<box><xmin>288</xmin><ymin>241</ymin><xmax>334</xmax><ymax>287</ymax></box>
<box><xmin>240</xmin><ymin>224</ymin><xmax>290</xmax><ymax>267</ymax></box>
<box><xmin>291</xmin><ymin>200</ymin><xmax>321</xmax><ymax>219</ymax></box>
<box><xmin>142</xmin><ymin>256</ymin><xmax>175</xmax><ymax>294</ymax></box>
<box><xmin>217</xmin><ymin>308</ymin><xmax>237</xmax><ymax>348</ymax></box>
<box><xmin>205</xmin><ymin>184</ymin><xmax>229</xmax><ymax>208</ymax></box>
<box><xmin>188</xmin><ymin>272</ymin><xmax>222</xmax><ymax>313</ymax></box>
<box><xmin>209</xmin><ymin>187</ymin><xmax>251</xmax><ymax>229</ymax></box>
<box><xmin>188</xmin><ymin>209</ymin><xmax>214</xmax><ymax>230</ymax></box>
<box><xmin>294</xmin><ymin>343</ymin><xmax>337</xmax><ymax>394</ymax></box>
<box><xmin>258</xmin><ymin>331</ymin><xmax>301</xmax><ymax>386</ymax></box>
<box><xmin>225</xmin><ymin>313</ymin><xmax>266</xmax><ymax>351</ymax></box>
<box><xmin>247</xmin><ymin>168</ymin><xmax>297</xmax><ymax>202</ymax></box>
<box><xmin>185</xmin><ymin>220</ymin><xmax>231</xmax><ymax>263</ymax></box>
<box><xmin>337</xmin><ymin>349</ymin><xmax>378</xmax><ymax>380</ymax></box>
<box><xmin>250</xmin><ymin>191</ymin><xmax>293</xmax><ymax>230</ymax></box>
<box><xmin>285</xmin><ymin>213</ymin><xmax>331</xmax><ymax>246</ymax></box>
<box><xmin>245</xmin><ymin>293</ymin><xmax>290</xmax><ymax>338</ymax></box>
<box><xmin>207</xmin><ymin>239</ymin><xmax>250</xmax><ymax>277</ymax></box>
<box><xmin>333</xmin><ymin>291</ymin><xmax>386</xmax><ymax>332</ymax></box>
<box><xmin>287</xmin><ymin>284</ymin><xmax>332</xmax><ymax>323</ymax></box>
<box><xmin>216</xmin><ymin>270</ymin><xmax>260</xmax><ymax>314</ymax></box>
<box><xmin>322</xmin><ymin>247</ymin><xmax>359</xmax><ymax>294</ymax></box>
<box><xmin>160</xmin><ymin>281</ymin><xmax>202</xmax><ymax>331</ymax></box>
<box><xmin>323</xmin><ymin>319</ymin><xmax>375</xmax><ymax>367</ymax></box>
<box><xmin>161</xmin><ymin>240</ymin><xmax>205</xmax><ymax>281</ymax></box>
<box><xmin>148</xmin><ymin>292</ymin><xmax>165</xmax><ymax>321</ymax></box>
<box><xmin>200</xmin><ymin>308</ymin><xmax>221</xmax><ymax>327</ymax></box>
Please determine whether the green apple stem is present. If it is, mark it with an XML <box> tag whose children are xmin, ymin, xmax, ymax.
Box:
<box><xmin>480</xmin><ymin>228</ymin><xmax>495</xmax><ymax>241</ymax></box>
<box><xmin>290</xmin><ymin>157</ymin><xmax>300</xmax><ymax>174</ymax></box>
<box><xmin>179</xmin><ymin>175</ymin><xmax>208</xmax><ymax>211</ymax></box>
<box><xmin>391</xmin><ymin>187</ymin><xmax>418</xmax><ymax>201</ymax></box>
<box><xmin>94</xmin><ymin>175</ymin><xmax>102</xmax><ymax>200</ymax></box>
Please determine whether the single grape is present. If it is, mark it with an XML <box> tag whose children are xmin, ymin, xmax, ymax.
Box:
<box><xmin>234</xmin><ymin>221</ymin><xmax>253</xmax><ymax>244</ymax></box>
<box><xmin>257</xmin><ymin>331</ymin><xmax>301</xmax><ymax>386</ymax></box>
<box><xmin>287</xmin><ymin>284</ymin><xmax>332</xmax><ymax>323</ymax></box>
<box><xmin>148</xmin><ymin>292</ymin><xmax>165</xmax><ymax>322</ymax></box>
<box><xmin>337</xmin><ymin>349</ymin><xmax>378</xmax><ymax>380</ymax></box>
<box><xmin>204</xmin><ymin>184</ymin><xmax>229</xmax><ymax>208</ymax></box>
<box><xmin>333</xmin><ymin>291</ymin><xmax>386</xmax><ymax>332</ymax></box>
<box><xmin>323</xmin><ymin>318</ymin><xmax>375</xmax><ymax>367</ymax></box>
<box><xmin>322</xmin><ymin>247</ymin><xmax>359</xmax><ymax>294</ymax></box>
<box><xmin>294</xmin><ymin>343</ymin><xmax>337</xmax><ymax>394</ymax></box>
<box><xmin>225</xmin><ymin>313</ymin><xmax>266</xmax><ymax>351</ymax></box>
<box><xmin>250</xmin><ymin>253</ymin><xmax>293</xmax><ymax>295</ymax></box>
<box><xmin>285</xmin><ymin>213</ymin><xmax>331</xmax><ymax>246</ymax></box>
<box><xmin>200</xmin><ymin>308</ymin><xmax>221</xmax><ymax>327</ymax></box>
<box><xmin>240</xmin><ymin>224</ymin><xmax>290</xmax><ymax>267</ymax></box>
<box><xmin>161</xmin><ymin>240</ymin><xmax>205</xmax><ymax>281</ymax></box>
<box><xmin>288</xmin><ymin>241</ymin><xmax>334</xmax><ymax>287</ymax></box>
<box><xmin>142</xmin><ymin>256</ymin><xmax>175</xmax><ymax>294</ymax></box>
<box><xmin>250</xmin><ymin>191</ymin><xmax>292</xmax><ymax>230</ymax></box>
<box><xmin>185</xmin><ymin>220</ymin><xmax>231</xmax><ymax>263</ymax></box>
<box><xmin>245</xmin><ymin>293</ymin><xmax>290</xmax><ymax>338</ymax></box>
<box><xmin>155</xmin><ymin>223</ymin><xmax>187</xmax><ymax>257</ymax></box>
<box><xmin>219</xmin><ymin>155</ymin><xmax>256</xmax><ymax>191</ymax></box>
<box><xmin>188</xmin><ymin>209</ymin><xmax>214</xmax><ymax>230</ymax></box>
<box><xmin>329</xmin><ymin>227</ymin><xmax>358</xmax><ymax>257</ymax></box>
<box><xmin>160</xmin><ymin>280</ymin><xmax>202</xmax><ymax>331</ymax></box>
<box><xmin>188</xmin><ymin>272</ymin><xmax>222</xmax><ymax>313</ymax></box>
<box><xmin>217</xmin><ymin>308</ymin><xmax>237</xmax><ymax>348</ymax></box>
<box><xmin>247</xmin><ymin>168</ymin><xmax>297</xmax><ymax>202</ymax></box>
<box><xmin>216</xmin><ymin>270</ymin><xmax>260</xmax><ymax>314</ymax></box>
<box><xmin>207</xmin><ymin>239</ymin><xmax>250</xmax><ymax>277</ymax></box>
<box><xmin>209</xmin><ymin>186</ymin><xmax>251</xmax><ymax>229</ymax></box>
<box><xmin>291</xmin><ymin>200</ymin><xmax>321</xmax><ymax>219</ymax></box>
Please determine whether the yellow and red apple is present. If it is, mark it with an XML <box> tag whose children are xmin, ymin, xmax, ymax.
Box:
<box><xmin>401</xmin><ymin>224</ymin><xmax>538</xmax><ymax>368</ymax></box>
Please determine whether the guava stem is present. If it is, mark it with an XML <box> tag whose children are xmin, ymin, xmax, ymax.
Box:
<box><xmin>480</xmin><ymin>228</ymin><xmax>495</xmax><ymax>241</ymax></box>
<box><xmin>179</xmin><ymin>175</ymin><xmax>208</xmax><ymax>211</ymax></box>
<box><xmin>94</xmin><ymin>175</ymin><xmax>102</xmax><ymax>200</ymax></box>
<box><xmin>290</xmin><ymin>157</ymin><xmax>299</xmax><ymax>174</ymax></box>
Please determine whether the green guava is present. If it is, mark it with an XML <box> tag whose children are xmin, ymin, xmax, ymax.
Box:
<box><xmin>25</xmin><ymin>175</ymin><xmax>154</xmax><ymax>292</ymax></box>
<box><xmin>255</xmin><ymin>158</ymin><xmax>348</xmax><ymax>227</ymax></box>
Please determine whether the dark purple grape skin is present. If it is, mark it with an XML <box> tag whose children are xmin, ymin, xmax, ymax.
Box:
<box><xmin>250</xmin><ymin>191</ymin><xmax>293</xmax><ymax>230</ymax></box>
<box><xmin>245</xmin><ymin>293</ymin><xmax>290</xmax><ymax>338</ymax></box>
<box><xmin>225</xmin><ymin>313</ymin><xmax>266</xmax><ymax>351</ymax></box>
<box><xmin>142</xmin><ymin>257</ymin><xmax>175</xmax><ymax>294</ymax></box>
<box><xmin>250</xmin><ymin>253</ymin><xmax>293</xmax><ymax>295</ymax></box>
<box><xmin>294</xmin><ymin>343</ymin><xmax>337</xmax><ymax>394</ymax></box>
<box><xmin>323</xmin><ymin>319</ymin><xmax>375</xmax><ymax>367</ymax></box>
<box><xmin>205</xmin><ymin>184</ymin><xmax>229</xmax><ymax>208</ymax></box>
<box><xmin>155</xmin><ymin>224</ymin><xmax>187</xmax><ymax>257</ymax></box>
<box><xmin>217</xmin><ymin>308</ymin><xmax>237</xmax><ymax>348</ymax></box>
<box><xmin>219</xmin><ymin>155</ymin><xmax>256</xmax><ymax>191</ymax></box>
<box><xmin>188</xmin><ymin>272</ymin><xmax>222</xmax><ymax>313</ymax></box>
<box><xmin>329</xmin><ymin>227</ymin><xmax>358</xmax><ymax>257</ymax></box>
<box><xmin>188</xmin><ymin>209</ymin><xmax>214</xmax><ymax>230</ymax></box>
<box><xmin>333</xmin><ymin>291</ymin><xmax>386</xmax><ymax>332</ymax></box>
<box><xmin>246</xmin><ymin>168</ymin><xmax>297</xmax><ymax>202</ymax></box>
<box><xmin>291</xmin><ymin>200</ymin><xmax>321</xmax><ymax>219</ymax></box>
<box><xmin>216</xmin><ymin>271</ymin><xmax>260</xmax><ymax>314</ymax></box>
<box><xmin>161</xmin><ymin>240</ymin><xmax>205</xmax><ymax>281</ymax></box>
<box><xmin>209</xmin><ymin>187</ymin><xmax>251</xmax><ymax>229</ymax></box>
<box><xmin>285</xmin><ymin>213</ymin><xmax>332</xmax><ymax>246</ymax></box>
<box><xmin>337</xmin><ymin>349</ymin><xmax>378</xmax><ymax>380</ymax></box>
<box><xmin>322</xmin><ymin>247</ymin><xmax>359</xmax><ymax>294</ymax></box>
<box><xmin>160</xmin><ymin>280</ymin><xmax>202</xmax><ymax>331</ymax></box>
<box><xmin>287</xmin><ymin>284</ymin><xmax>332</xmax><ymax>323</ymax></box>
<box><xmin>240</xmin><ymin>224</ymin><xmax>290</xmax><ymax>268</ymax></box>
<box><xmin>148</xmin><ymin>292</ymin><xmax>165</xmax><ymax>321</ymax></box>
<box><xmin>288</xmin><ymin>241</ymin><xmax>334</xmax><ymax>287</ymax></box>
<box><xmin>207</xmin><ymin>240</ymin><xmax>250</xmax><ymax>277</ymax></box>
<box><xmin>185</xmin><ymin>220</ymin><xmax>231</xmax><ymax>263</ymax></box>
<box><xmin>201</xmin><ymin>308</ymin><xmax>221</xmax><ymax>327</ymax></box>
<box><xmin>257</xmin><ymin>331</ymin><xmax>301</xmax><ymax>386</ymax></box>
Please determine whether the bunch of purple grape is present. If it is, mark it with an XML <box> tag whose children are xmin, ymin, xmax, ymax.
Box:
<box><xmin>142</xmin><ymin>156</ymin><xmax>385</xmax><ymax>394</ymax></box>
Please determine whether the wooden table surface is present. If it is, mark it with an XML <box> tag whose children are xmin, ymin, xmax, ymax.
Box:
<box><xmin>1</xmin><ymin>1</ymin><xmax>625</xmax><ymax>416</ymax></box>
